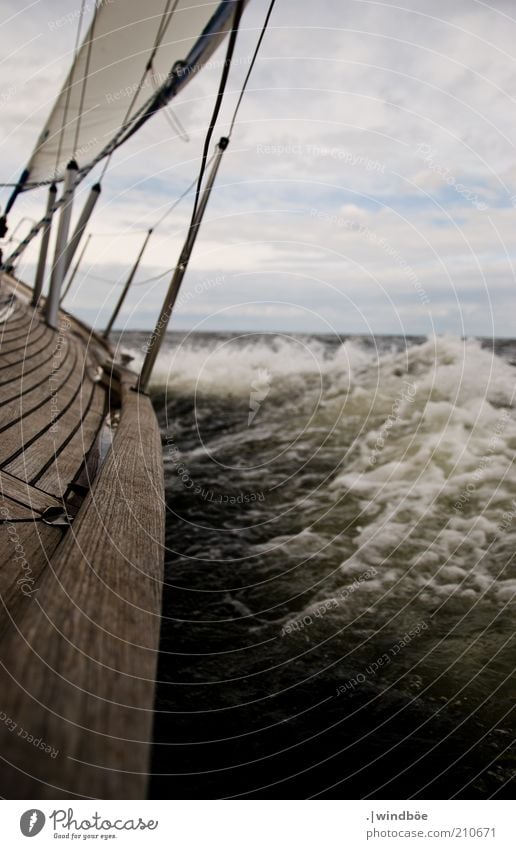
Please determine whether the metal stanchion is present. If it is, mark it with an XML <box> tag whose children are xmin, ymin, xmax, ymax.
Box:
<box><xmin>32</xmin><ymin>184</ymin><xmax>57</xmax><ymax>307</ymax></box>
<box><xmin>45</xmin><ymin>160</ymin><xmax>78</xmax><ymax>329</ymax></box>
<box><xmin>62</xmin><ymin>183</ymin><xmax>100</xmax><ymax>278</ymax></box>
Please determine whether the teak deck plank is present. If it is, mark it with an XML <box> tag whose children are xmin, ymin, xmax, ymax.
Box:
<box><xmin>0</xmin><ymin>313</ymin><xmax>35</xmax><ymax>343</ymax></box>
<box><xmin>0</xmin><ymin>325</ymin><xmax>39</xmax><ymax>349</ymax></box>
<box><xmin>0</xmin><ymin>334</ymin><xmax>75</xmax><ymax>431</ymax></box>
<box><xmin>4</xmin><ymin>372</ymin><xmax>96</xmax><ymax>483</ymax></box>
<box><xmin>0</xmin><ymin>326</ymin><xmax>66</xmax><ymax>386</ymax></box>
<box><xmin>0</xmin><ymin>350</ymin><xmax>71</xmax><ymax>408</ymax></box>
<box><xmin>0</xmin><ymin>497</ymin><xmax>62</xmax><ymax>638</ymax></box>
<box><xmin>0</xmin><ymin>339</ymin><xmax>64</xmax><ymax>388</ymax></box>
<box><xmin>0</xmin><ymin>373</ymin><xmax>165</xmax><ymax>799</ymax></box>
<box><xmin>0</xmin><ymin>470</ymin><xmax>62</xmax><ymax>513</ymax></box>
<box><xmin>0</xmin><ymin>276</ymin><xmax>165</xmax><ymax>799</ymax></box>
<box><xmin>0</xmin><ymin>492</ymin><xmax>38</xmax><ymax>521</ymax></box>
<box><xmin>0</xmin><ymin>322</ymin><xmax>52</xmax><ymax>367</ymax></box>
<box><xmin>35</xmin><ymin>384</ymin><xmax>106</xmax><ymax>496</ymax></box>
<box><xmin>0</xmin><ymin>303</ymin><xmax>29</xmax><ymax>323</ymax></box>
<box><xmin>0</xmin><ymin>302</ymin><xmax>25</xmax><ymax>328</ymax></box>
<box><xmin>0</xmin><ymin>367</ymin><xmax>85</xmax><ymax>470</ymax></box>
<box><xmin>0</xmin><ymin>499</ymin><xmax>62</xmax><ymax>628</ymax></box>
<box><xmin>0</xmin><ymin>341</ymin><xmax>91</xmax><ymax>469</ymax></box>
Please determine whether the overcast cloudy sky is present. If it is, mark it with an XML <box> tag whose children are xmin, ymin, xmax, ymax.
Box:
<box><xmin>1</xmin><ymin>0</ymin><xmax>516</xmax><ymax>337</ymax></box>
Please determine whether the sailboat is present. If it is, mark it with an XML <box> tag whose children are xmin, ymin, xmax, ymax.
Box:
<box><xmin>0</xmin><ymin>0</ymin><xmax>268</xmax><ymax>799</ymax></box>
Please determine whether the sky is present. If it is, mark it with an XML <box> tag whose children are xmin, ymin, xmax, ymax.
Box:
<box><xmin>1</xmin><ymin>0</ymin><xmax>516</xmax><ymax>337</ymax></box>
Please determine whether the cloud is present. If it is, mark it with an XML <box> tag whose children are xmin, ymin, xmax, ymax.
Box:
<box><xmin>2</xmin><ymin>0</ymin><xmax>516</xmax><ymax>336</ymax></box>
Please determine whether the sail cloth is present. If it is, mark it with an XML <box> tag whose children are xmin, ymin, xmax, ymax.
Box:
<box><xmin>23</xmin><ymin>0</ymin><xmax>247</xmax><ymax>188</ymax></box>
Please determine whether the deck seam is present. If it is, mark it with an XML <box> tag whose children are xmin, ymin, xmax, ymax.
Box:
<box><xmin>0</xmin><ymin>340</ymin><xmax>77</xmax><ymax>434</ymax></box>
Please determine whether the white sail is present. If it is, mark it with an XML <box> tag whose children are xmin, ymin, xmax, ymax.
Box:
<box><xmin>24</xmin><ymin>0</ymin><xmax>245</xmax><ymax>187</ymax></box>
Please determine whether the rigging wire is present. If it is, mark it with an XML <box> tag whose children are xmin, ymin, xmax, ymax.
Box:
<box><xmin>154</xmin><ymin>153</ymin><xmax>215</xmax><ymax>228</ymax></box>
<box><xmin>153</xmin><ymin>0</ymin><xmax>180</xmax><ymax>53</ymax></box>
<box><xmin>72</xmin><ymin>0</ymin><xmax>99</xmax><ymax>155</ymax></box>
<box><xmin>2</xmin><ymin>0</ymin><xmax>183</xmax><ymax>266</ymax></box>
<box><xmin>148</xmin><ymin>0</ymin><xmax>188</xmax><ymax>141</ymax></box>
<box><xmin>83</xmin><ymin>156</ymin><xmax>215</xmax><ymax>244</ymax></box>
<box><xmin>189</xmin><ymin>0</ymin><xmax>246</xmax><ymax>226</ymax></box>
<box><xmin>144</xmin><ymin>0</ymin><xmax>276</xmax><ymax>282</ymax></box>
<box><xmin>88</xmin><ymin>267</ymin><xmax>171</xmax><ymax>286</ymax></box>
<box><xmin>70</xmin><ymin>163</ymin><xmax>213</xmax><ymax>286</ymax></box>
<box><xmin>54</xmin><ymin>0</ymin><xmax>87</xmax><ymax>176</ymax></box>
<box><xmin>99</xmin><ymin>0</ymin><xmax>179</xmax><ymax>181</ymax></box>
<box><xmin>2</xmin><ymin>0</ymin><xmax>275</xmax><ymax>270</ymax></box>
<box><xmin>68</xmin><ymin>0</ymin><xmax>276</xmax><ymax>290</ymax></box>
<box><xmin>2</xmin><ymin>2</ymin><xmax>232</xmax><ymax>198</ymax></box>
<box><xmin>150</xmin><ymin>74</ymin><xmax>190</xmax><ymax>142</ymax></box>
<box><xmin>227</xmin><ymin>0</ymin><xmax>276</xmax><ymax>140</ymax></box>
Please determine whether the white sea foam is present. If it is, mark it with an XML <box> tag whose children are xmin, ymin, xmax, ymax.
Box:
<box><xmin>327</xmin><ymin>336</ymin><xmax>516</xmax><ymax>607</ymax></box>
<box><xmin>129</xmin><ymin>335</ymin><xmax>335</xmax><ymax>396</ymax></box>
<box><xmin>131</xmin><ymin>332</ymin><xmax>516</xmax><ymax>610</ymax></box>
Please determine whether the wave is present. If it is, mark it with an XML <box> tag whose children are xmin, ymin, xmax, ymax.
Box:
<box><xmin>125</xmin><ymin>331</ymin><xmax>516</xmax><ymax>610</ymax></box>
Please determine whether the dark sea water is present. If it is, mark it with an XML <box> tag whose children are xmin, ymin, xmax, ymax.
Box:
<box><xmin>116</xmin><ymin>330</ymin><xmax>516</xmax><ymax>799</ymax></box>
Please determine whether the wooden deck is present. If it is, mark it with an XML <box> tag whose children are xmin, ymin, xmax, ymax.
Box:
<box><xmin>0</xmin><ymin>274</ymin><xmax>165</xmax><ymax>798</ymax></box>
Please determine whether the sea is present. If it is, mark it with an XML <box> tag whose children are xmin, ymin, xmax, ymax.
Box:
<box><xmin>115</xmin><ymin>330</ymin><xmax>516</xmax><ymax>799</ymax></box>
